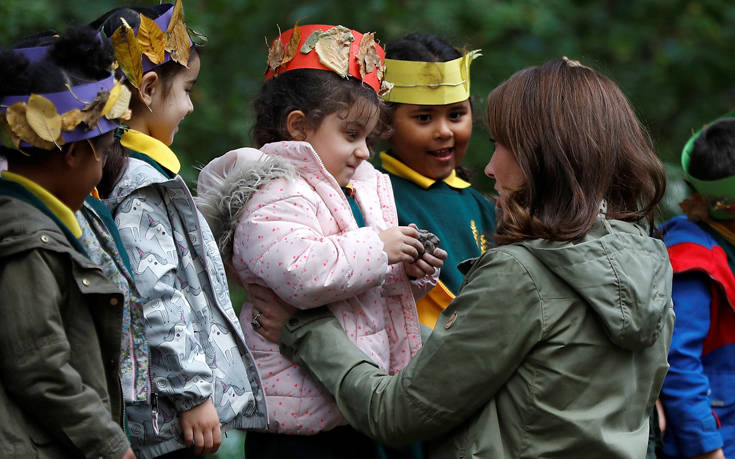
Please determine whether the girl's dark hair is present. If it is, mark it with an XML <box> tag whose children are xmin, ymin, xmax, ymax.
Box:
<box><xmin>252</xmin><ymin>69</ymin><xmax>382</xmax><ymax>146</ymax></box>
<box><xmin>688</xmin><ymin>117</ymin><xmax>735</xmax><ymax>180</ymax></box>
<box><xmin>92</xmin><ymin>6</ymin><xmax>200</xmax><ymax>103</ymax></box>
<box><xmin>0</xmin><ymin>26</ymin><xmax>127</xmax><ymax>190</ymax></box>
<box><xmin>486</xmin><ymin>58</ymin><xmax>666</xmax><ymax>245</ymax></box>
<box><xmin>382</xmin><ymin>34</ymin><xmax>474</xmax><ymax>180</ymax></box>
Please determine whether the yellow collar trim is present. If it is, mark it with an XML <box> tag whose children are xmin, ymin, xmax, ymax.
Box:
<box><xmin>383</xmin><ymin>50</ymin><xmax>481</xmax><ymax>105</ymax></box>
<box><xmin>120</xmin><ymin>129</ymin><xmax>181</xmax><ymax>174</ymax></box>
<box><xmin>380</xmin><ymin>152</ymin><xmax>471</xmax><ymax>190</ymax></box>
<box><xmin>1</xmin><ymin>170</ymin><xmax>82</xmax><ymax>238</ymax></box>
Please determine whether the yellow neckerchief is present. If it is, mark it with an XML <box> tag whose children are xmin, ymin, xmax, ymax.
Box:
<box><xmin>343</xmin><ymin>183</ymin><xmax>355</xmax><ymax>197</ymax></box>
<box><xmin>120</xmin><ymin>129</ymin><xmax>181</xmax><ymax>174</ymax></box>
<box><xmin>705</xmin><ymin>217</ymin><xmax>735</xmax><ymax>247</ymax></box>
<box><xmin>380</xmin><ymin>152</ymin><xmax>471</xmax><ymax>190</ymax></box>
<box><xmin>1</xmin><ymin>170</ymin><xmax>82</xmax><ymax>238</ymax></box>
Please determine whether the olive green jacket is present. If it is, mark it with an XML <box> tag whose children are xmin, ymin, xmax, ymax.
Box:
<box><xmin>281</xmin><ymin>218</ymin><xmax>675</xmax><ymax>458</ymax></box>
<box><xmin>0</xmin><ymin>193</ymin><xmax>129</xmax><ymax>458</ymax></box>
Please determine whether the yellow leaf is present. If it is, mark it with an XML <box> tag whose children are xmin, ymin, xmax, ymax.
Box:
<box><xmin>0</xmin><ymin>114</ymin><xmax>20</xmax><ymax>149</ymax></box>
<box><xmin>104</xmin><ymin>84</ymin><xmax>132</xmax><ymax>120</ymax></box>
<box><xmin>267</xmin><ymin>36</ymin><xmax>284</xmax><ymax>73</ymax></box>
<box><xmin>6</xmin><ymin>102</ymin><xmax>56</xmax><ymax>149</ymax></box>
<box><xmin>112</xmin><ymin>17</ymin><xmax>143</xmax><ymax>88</ymax></box>
<box><xmin>26</xmin><ymin>94</ymin><xmax>62</xmax><ymax>144</ymax></box>
<box><xmin>137</xmin><ymin>13</ymin><xmax>165</xmax><ymax>65</ymax></box>
<box><xmin>280</xmin><ymin>23</ymin><xmax>301</xmax><ymax>68</ymax></box>
<box><xmin>61</xmin><ymin>109</ymin><xmax>85</xmax><ymax>131</ymax></box>
<box><xmin>164</xmin><ymin>0</ymin><xmax>191</xmax><ymax>67</ymax></box>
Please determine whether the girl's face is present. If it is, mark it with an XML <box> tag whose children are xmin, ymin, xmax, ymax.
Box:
<box><xmin>304</xmin><ymin>100</ymin><xmax>379</xmax><ymax>187</ymax></box>
<box><xmin>63</xmin><ymin>133</ymin><xmax>113</xmax><ymax>210</ymax></box>
<box><xmin>389</xmin><ymin>100</ymin><xmax>472</xmax><ymax>180</ymax></box>
<box><xmin>147</xmin><ymin>51</ymin><xmax>200</xmax><ymax>146</ymax></box>
<box><xmin>484</xmin><ymin>141</ymin><xmax>524</xmax><ymax>208</ymax></box>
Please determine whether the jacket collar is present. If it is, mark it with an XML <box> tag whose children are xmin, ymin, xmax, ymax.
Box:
<box><xmin>120</xmin><ymin>129</ymin><xmax>181</xmax><ymax>175</ymax></box>
<box><xmin>379</xmin><ymin>152</ymin><xmax>471</xmax><ymax>190</ymax></box>
<box><xmin>1</xmin><ymin>170</ymin><xmax>82</xmax><ymax>238</ymax></box>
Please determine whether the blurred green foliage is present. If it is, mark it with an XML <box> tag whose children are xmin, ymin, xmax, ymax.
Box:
<box><xmin>2</xmin><ymin>0</ymin><xmax>733</xmax><ymax>200</ymax></box>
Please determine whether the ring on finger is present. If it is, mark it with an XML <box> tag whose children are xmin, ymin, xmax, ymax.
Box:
<box><xmin>251</xmin><ymin>311</ymin><xmax>263</xmax><ymax>329</ymax></box>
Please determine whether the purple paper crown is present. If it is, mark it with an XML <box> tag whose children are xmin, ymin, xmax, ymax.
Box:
<box><xmin>0</xmin><ymin>73</ymin><xmax>120</xmax><ymax>147</ymax></box>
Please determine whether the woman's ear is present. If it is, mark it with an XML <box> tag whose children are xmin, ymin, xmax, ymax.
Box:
<box><xmin>286</xmin><ymin>110</ymin><xmax>308</xmax><ymax>141</ymax></box>
<box><xmin>137</xmin><ymin>70</ymin><xmax>160</xmax><ymax>110</ymax></box>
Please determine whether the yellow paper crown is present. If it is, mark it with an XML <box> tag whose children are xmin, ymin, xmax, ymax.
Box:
<box><xmin>382</xmin><ymin>49</ymin><xmax>481</xmax><ymax>105</ymax></box>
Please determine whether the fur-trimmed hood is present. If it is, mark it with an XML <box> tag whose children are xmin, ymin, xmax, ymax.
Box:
<box><xmin>195</xmin><ymin>147</ymin><xmax>298</xmax><ymax>268</ymax></box>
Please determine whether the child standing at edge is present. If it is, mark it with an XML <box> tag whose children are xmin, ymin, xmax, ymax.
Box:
<box><xmin>379</xmin><ymin>34</ymin><xmax>495</xmax><ymax>329</ymax></box>
<box><xmin>0</xmin><ymin>27</ymin><xmax>134</xmax><ymax>458</ymax></box>
<box><xmin>196</xmin><ymin>24</ymin><xmax>445</xmax><ymax>458</ymax></box>
<box><xmin>93</xmin><ymin>2</ymin><xmax>267</xmax><ymax>457</ymax></box>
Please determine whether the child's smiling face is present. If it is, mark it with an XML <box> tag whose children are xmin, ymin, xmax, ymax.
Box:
<box><xmin>389</xmin><ymin>100</ymin><xmax>473</xmax><ymax>180</ymax></box>
<box><xmin>304</xmin><ymin>99</ymin><xmax>380</xmax><ymax>187</ymax></box>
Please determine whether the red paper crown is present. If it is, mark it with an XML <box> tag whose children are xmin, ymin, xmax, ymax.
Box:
<box><xmin>264</xmin><ymin>24</ymin><xmax>388</xmax><ymax>95</ymax></box>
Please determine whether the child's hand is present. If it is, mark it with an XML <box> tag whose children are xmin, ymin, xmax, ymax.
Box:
<box><xmin>249</xmin><ymin>284</ymin><xmax>298</xmax><ymax>343</ymax></box>
<box><xmin>179</xmin><ymin>399</ymin><xmax>221</xmax><ymax>455</ymax></box>
<box><xmin>404</xmin><ymin>248</ymin><xmax>448</xmax><ymax>278</ymax></box>
<box><xmin>379</xmin><ymin>226</ymin><xmax>423</xmax><ymax>264</ymax></box>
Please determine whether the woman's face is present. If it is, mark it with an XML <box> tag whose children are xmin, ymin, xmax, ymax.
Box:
<box><xmin>484</xmin><ymin>141</ymin><xmax>524</xmax><ymax>206</ymax></box>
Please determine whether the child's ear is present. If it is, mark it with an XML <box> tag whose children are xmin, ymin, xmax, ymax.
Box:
<box><xmin>62</xmin><ymin>142</ymin><xmax>81</xmax><ymax>168</ymax></box>
<box><xmin>286</xmin><ymin>110</ymin><xmax>308</xmax><ymax>141</ymax></box>
<box><xmin>137</xmin><ymin>70</ymin><xmax>160</xmax><ymax>110</ymax></box>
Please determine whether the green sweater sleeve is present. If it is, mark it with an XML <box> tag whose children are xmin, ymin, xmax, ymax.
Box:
<box><xmin>281</xmin><ymin>248</ymin><xmax>545</xmax><ymax>445</ymax></box>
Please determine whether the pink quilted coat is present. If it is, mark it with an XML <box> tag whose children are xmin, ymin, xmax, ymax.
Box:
<box><xmin>196</xmin><ymin>141</ymin><xmax>434</xmax><ymax>434</ymax></box>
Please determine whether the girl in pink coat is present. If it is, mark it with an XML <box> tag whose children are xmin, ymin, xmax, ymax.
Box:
<box><xmin>196</xmin><ymin>24</ymin><xmax>446</xmax><ymax>458</ymax></box>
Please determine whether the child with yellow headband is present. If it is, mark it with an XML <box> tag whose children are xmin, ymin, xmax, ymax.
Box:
<box><xmin>379</xmin><ymin>33</ymin><xmax>496</xmax><ymax>330</ymax></box>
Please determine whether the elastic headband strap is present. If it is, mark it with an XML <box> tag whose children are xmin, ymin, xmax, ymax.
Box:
<box><xmin>382</xmin><ymin>50</ymin><xmax>481</xmax><ymax>105</ymax></box>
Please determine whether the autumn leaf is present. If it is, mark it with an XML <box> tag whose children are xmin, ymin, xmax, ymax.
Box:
<box><xmin>112</xmin><ymin>17</ymin><xmax>143</xmax><ymax>88</ymax></box>
<box><xmin>104</xmin><ymin>84</ymin><xmax>132</xmax><ymax>121</ymax></box>
<box><xmin>280</xmin><ymin>23</ymin><xmax>301</xmax><ymax>68</ymax></box>
<box><xmin>81</xmin><ymin>91</ymin><xmax>110</xmax><ymax>129</ymax></box>
<box><xmin>314</xmin><ymin>26</ymin><xmax>353</xmax><ymax>78</ymax></box>
<box><xmin>61</xmin><ymin>109</ymin><xmax>85</xmax><ymax>131</ymax></box>
<box><xmin>0</xmin><ymin>114</ymin><xmax>20</xmax><ymax>149</ymax></box>
<box><xmin>356</xmin><ymin>32</ymin><xmax>379</xmax><ymax>79</ymax></box>
<box><xmin>6</xmin><ymin>102</ymin><xmax>56</xmax><ymax>149</ymax></box>
<box><xmin>267</xmin><ymin>36</ymin><xmax>284</xmax><ymax>73</ymax></box>
<box><xmin>165</xmin><ymin>0</ymin><xmax>191</xmax><ymax>67</ymax></box>
<box><xmin>137</xmin><ymin>13</ymin><xmax>165</xmax><ymax>65</ymax></box>
<box><xmin>300</xmin><ymin>30</ymin><xmax>321</xmax><ymax>54</ymax></box>
<box><xmin>26</xmin><ymin>94</ymin><xmax>62</xmax><ymax>145</ymax></box>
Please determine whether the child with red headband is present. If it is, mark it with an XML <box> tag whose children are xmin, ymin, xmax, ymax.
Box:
<box><xmin>197</xmin><ymin>24</ymin><xmax>446</xmax><ymax>458</ymax></box>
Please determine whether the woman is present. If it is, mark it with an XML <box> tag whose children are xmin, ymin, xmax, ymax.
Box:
<box><xmin>252</xmin><ymin>57</ymin><xmax>675</xmax><ymax>458</ymax></box>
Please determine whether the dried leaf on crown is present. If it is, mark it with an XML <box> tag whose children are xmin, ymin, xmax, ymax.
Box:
<box><xmin>111</xmin><ymin>17</ymin><xmax>143</xmax><ymax>88</ymax></box>
<box><xmin>165</xmin><ymin>0</ymin><xmax>190</xmax><ymax>67</ymax></box>
<box><xmin>314</xmin><ymin>26</ymin><xmax>353</xmax><ymax>78</ymax></box>
<box><xmin>280</xmin><ymin>23</ymin><xmax>301</xmax><ymax>68</ymax></box>
<box><xmin>138</xmin><ymin>14</ymin><xmax>165</xmax><ymax>65</ymax></box>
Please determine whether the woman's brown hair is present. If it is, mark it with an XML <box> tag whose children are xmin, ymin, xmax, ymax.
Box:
<box><xmin>486</xmin><ymin>58</ymin><xmax>666</xmax><ymax>245</ymax></box>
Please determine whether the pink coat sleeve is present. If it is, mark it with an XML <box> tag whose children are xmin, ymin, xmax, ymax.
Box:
<box><xmin>233</xmin><ymin>183</ymin><xmax>390</xmax><ymax>309</ymax></box>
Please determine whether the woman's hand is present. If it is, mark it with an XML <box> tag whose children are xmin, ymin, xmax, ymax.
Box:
<box><xmin>379</xmin><ymin>226</ymin><xmax>423</xmax><ymax>264</ymax></box>
<box><xmin>179</xmin><ymin>399</ymin><xmax>221</xmax><ymax>455</ymax></box>
<box><xmin>249</xmin><ymin>284</ymin><xmax>298</xmax><ymax>343</ymax></box>
<box><xmin>404</xmin><ymin>248</ymin><xmax>448</xmax><ymax>278</ymax></box>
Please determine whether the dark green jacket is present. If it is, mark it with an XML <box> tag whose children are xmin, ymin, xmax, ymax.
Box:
<box><xmin>0</xmin><ymin>193</ymin><xmax>130</xmax><ymax>458</ymax></box>
<box><xmin>282</xmin><ymin>218</ymin><xmax>675</xmax><ymax>458</ymax></box>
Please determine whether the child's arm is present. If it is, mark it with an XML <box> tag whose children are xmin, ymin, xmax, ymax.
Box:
<box><xmin>0</xmin><ymin>250</ymin><xmax>131</xmax><ymax>458</ymax></box>
<box><xmin>236</xmin><ymin>191</ymin><xmax>402</xmax><ymax>308</ymax></box>
<box><xmin>113</xmin><ymin>189</ymin><xmax>217</xmax><ymax>437</ymax></box>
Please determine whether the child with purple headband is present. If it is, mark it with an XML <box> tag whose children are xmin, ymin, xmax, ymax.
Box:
<box><xmin>92</xmin><ymin>1</ymin><xmax>267</xmax><ymax>457</ymax></box>
<box><xmin>0</xmin><ymin>26</ymin><xmax>134</xmax><ymax>458</ymax></box>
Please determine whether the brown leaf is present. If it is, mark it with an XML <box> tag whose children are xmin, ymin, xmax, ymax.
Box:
<box><xmin>356</xmin><ymin>32</ymin><xmax>379</xmax><ymax>79</ymax></box>
<box><xmin>6</xmin><ymin>102</ymin><xmax>56</xmax><ymax>149</ymax></box>
<box><xmin>679</xmin><ymin>193</ymin><xmax>709</xmax><ymax>221</ymax></box>
<box><xmin>25</xmin><ymin>94</ymin><xmax>62</xmax><ymax>144</ymax></box>
<box><xmin>267</xmin><ymin>36</ymin><xmax>284</xmax><ymax>73</ymax></box>
<box><xmin>112</xmin><ymin>17</ymin><xmax>143</xmax><ymax>88</ymax></box>
<box><xmin>60</xmin><ymin>109</ymin><xmax>85</xmax><ymax>131</ymax></box>
<box><xmin>137</xmin><ymin>13</ymin><xmax>165</xmax><ymax>65</ymax></box>
<box><xmin>300</xmin><ymin>30</ymin><xmax>321</xmax><ymax>54</ymax></box>
<box><xmin>164</xmin><ymin>0</ymin><xmax>191</xmax><ymax>67</ymax></box>
<box><xmin>0</xmin><ymin>113</ymin><xmax>20</xmax><ymax>149</ymax></box>
<box><xmin>81</xmin><ymin>91</ymin><xmax>110</xmax><ymax>129</ymax></box>
<box><xmin>314</xmin><ymin>26</ymin><xmax>353</xmax><ymax>78</ymax></box>
<box><xmin>280</xmin><ymin>23</ymin><xmax>301</xmax><ymax>68</ymax></box>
